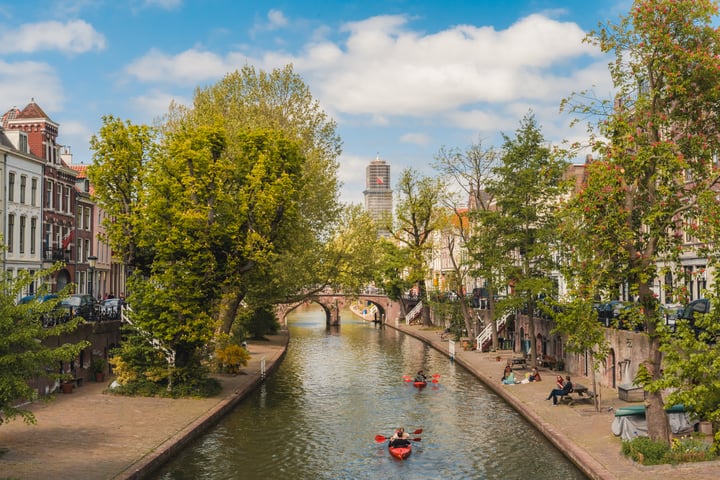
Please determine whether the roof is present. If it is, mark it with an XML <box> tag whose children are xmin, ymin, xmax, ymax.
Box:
<box><xmin>17</xmin><ymin>99</ymin><xmax>51</xmax><ymax>120</ymax></box>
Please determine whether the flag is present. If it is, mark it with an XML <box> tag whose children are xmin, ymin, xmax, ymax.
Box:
<box><xmin>62</xmin><ymin>230</ymin><xmax>74</xmax><ymax>249</ymax></box>
<box><xmin>376</xmin><ymin>176</ymin><xmax>383</xmax><ymax>184</ymax></box>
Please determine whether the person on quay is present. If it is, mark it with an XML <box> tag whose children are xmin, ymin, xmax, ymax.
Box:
<box><xmin>546</xmin><ymin>375</ymin><xmax>573</xmax><ymax>405</ymax></box>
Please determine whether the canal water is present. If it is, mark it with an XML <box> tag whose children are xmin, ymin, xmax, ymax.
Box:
<box><xmin>153</xmin><ymin>305</ymin><xmax>586</xmax><ymax>479</ymax></box>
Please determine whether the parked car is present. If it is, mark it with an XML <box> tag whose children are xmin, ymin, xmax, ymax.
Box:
<box><xmin>59</xmin><ymin>294</ymin><xmax>98</xmax><ymax>321</ymax></box>
<box><xmin>18</xmin><ymin>293</ymin><xmax>58</xmax><ymax>305</ymax></box>
<box><xmin>677</xmin><ymin>298</ymin><xmax>712</xmax><ymax>339</ymax></box>
<box><xmin>99</xmin><ymin>298</ymin><xmax>125</xmax><ymax>320</ymax></box>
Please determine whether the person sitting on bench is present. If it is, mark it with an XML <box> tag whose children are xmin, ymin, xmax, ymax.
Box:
<box><xmin>546</xmin><ymin>375</ymin><xmax>573</xmax><ymax>405</ymax></box>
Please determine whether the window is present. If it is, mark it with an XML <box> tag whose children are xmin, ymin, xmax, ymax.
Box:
<box><xmin>19</xmin><ymin>216</ymin><xmax>26</xmax><ymax>254</ymax></box>
<box><xmin>84</xmin><ymin>206</ymin><xmax>91</xmax><ymax>230</ymax></box>
<box><xmin>78</xmin><ymin>238</ymin><xmax>84</xmax><ymax>262</ymax></box>
<box><xmin>31</xmin><ymin>178</ymin><xmax>37</xmax><ymax>206</ymax></box>
<box><xmin>31</xmin><ymin>218</ymin><xmax>37</xmax><ymax>254</ymax></box>
<box><xmin>8</xmin><ymin>173</ymin><xmax>15</xmax><ymax>202</ymax></box>
<box><xmin>45</xmin><ymin>181</ymin><xmax>52</xmax><ymax>209</ymax></box>
<box><xmin>7</xmin><ymin>214</ymin><xmax>14</xmax><ymax>253</ymax></box>
<box><xmin>55</xmin><ymin>183</ymin><xmax>62</xmax><ymax>212</ymax></box>
<box><xmin>64</xmin><ymin>186</ymin><xmax>70</xmax><ymax>213</ymax></box>
<box><xmin>20</xmin><ymin>176</ymin><xmax>26</xmax><ymax>204</ymax></box>
<box><xmin>19</xmin><ymin>132</ymin><xmax>28</xmax><ymax>153</ymax></box>
<box><xmin>44</xmin><ymin>224</ymin><xmax>51</xmax><ymax>251</ymax></box>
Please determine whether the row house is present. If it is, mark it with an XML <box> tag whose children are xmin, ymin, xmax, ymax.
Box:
<box><xmin>1</xmin><ymin>99</ymin><xmax>124</xmax><ymax>300</ymax></box>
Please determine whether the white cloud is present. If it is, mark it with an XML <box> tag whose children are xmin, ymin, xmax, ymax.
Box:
<box><xmin>0</xmin><ymin>20</ymin><xmax>105</xmax><ymax>54</ymax></box>
<box><xmin>267</xmin><ymin>9</ymin><xmax>289</xmax><ymax>29</ymax></box>
<box><xmin>0</xmin><ymin>60</ymin><xmax>64</xmax><ymax>111</ymax></box>
<box><xmin>125</xmin><ymin>48</ymin><xmax>233</xmax><ymax>85</ymax></box>
<box><xmin>400</xmin><ymin>132</ymin><xmax>431</xmax><ymax>146</ymax></box>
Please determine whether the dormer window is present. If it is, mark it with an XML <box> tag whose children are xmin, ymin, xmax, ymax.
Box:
<box><xmin>19</xmin><ymin>132</ymin><xmax>28</xmax><ymax>153</ymax></box>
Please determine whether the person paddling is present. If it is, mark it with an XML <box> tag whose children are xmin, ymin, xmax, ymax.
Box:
<box><xmin>414</xmin><ymin>370</ymin><xmax>427</xmax><ymax>383</ymax></box>
<box><xmin>389</xmin><ymin>427</ymin><xmax>411</xmax><ymax>447</ymax></box>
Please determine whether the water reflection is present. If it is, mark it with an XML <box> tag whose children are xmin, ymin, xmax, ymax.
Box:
<box><xmin>154</xmin><ymin>305</ymin><xmax>586</xmax><ymax>479</ymax></box>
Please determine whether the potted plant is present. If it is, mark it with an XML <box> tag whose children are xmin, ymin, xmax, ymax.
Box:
<box><xmin>91</xmin><ymin>357</ymin><xmax>107</xmax><ymax>382</ymax></box>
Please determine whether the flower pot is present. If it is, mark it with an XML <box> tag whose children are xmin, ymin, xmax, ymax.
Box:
<box><xmin>95</xmin><ymin>372</ymin><xmax>105</xmax><ymax>382</ymax></box>
<box><xmin>61</xmin><ymin>382</ymin><xmax>74</xmax><ymax>394</ymax></box>
<box><xmin>496</xmin><ymin>356</ymin><xmax>501</xmax><ymax>362</ymax></box>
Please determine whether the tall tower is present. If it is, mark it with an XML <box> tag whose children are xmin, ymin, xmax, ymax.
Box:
<box><xmin>363</xmin><ymin>156</ymin><xmax>392</xmax><ymax>233</ymax></box>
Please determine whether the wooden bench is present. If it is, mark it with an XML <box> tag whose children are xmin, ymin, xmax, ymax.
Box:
<box><xmin>561</xmin><ymin>383</ymin><xmax>594</xmax><ymax>406</ymax></box>
<box><xmin>511</xmin><ymin>357</ymin><xmax>527</xmax><ymax>369</ymax></box>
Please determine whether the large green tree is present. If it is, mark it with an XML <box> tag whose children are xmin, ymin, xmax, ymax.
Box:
<box><xmin>166</xmin><ymin>65</ymin><xmax>342</xmax><ymax>333</ymax></box>
<box><xmin>482</xmin><ymin>113</ymin><xmax>570</xmax><ymax>367</ymax></box>
<box><xmin>562</xmin><ymin>0</ymin><xmax>720</xmax><ymax>445</ymax></box>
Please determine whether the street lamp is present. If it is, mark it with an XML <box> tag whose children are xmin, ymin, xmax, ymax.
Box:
<box><xmin>88</xmin><ymin>255</ymin><xmax>97</xmax><ymax>299</ymax></box>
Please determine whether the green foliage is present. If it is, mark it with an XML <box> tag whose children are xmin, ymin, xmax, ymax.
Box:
<box><xmin>561</xmin><ymin>0</ymin><xmax>720</xmax><ymax>443</ymax></box>
<box><xmin>482</xmin><ymin>112</ymin><xmax>570</xmax><ymax>361</ymax></box>
<box><xmin>0</xmin><ymin>269</ymin><xmax>89</xmax><ymax>426</ymax></box>
<box><xmin>385</xmin><ymin>168</ymin><xmax>445</xmax><ymax>309</ymax></box>
<box><xmin>212</xmin><ymin>333</ymin><xmax>250</xmax><ymax>374</ymax></box>
<box><xmin>239</xmin><ymin>305</ymin><xmax>279</xmax><ymax>340</ymax></box>
<box><xmin>622</xmin><ymin>435</ymin><xmax>716</xmax><ymax>465</ymax></box>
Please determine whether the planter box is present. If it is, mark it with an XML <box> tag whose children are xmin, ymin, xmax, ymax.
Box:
<box><xmin>618</xmin><ymin>383</ymin><xmax>644</xmax><ymax>402</ymax></box>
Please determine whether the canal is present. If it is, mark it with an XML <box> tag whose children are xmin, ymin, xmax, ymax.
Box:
<box><xmin>153</xmin><ymin>305</ymin><xmax>586</xmax><ymax>479</ymax></box>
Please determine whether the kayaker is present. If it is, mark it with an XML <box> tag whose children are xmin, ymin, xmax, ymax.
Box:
<box><xmin>389</xmin><ymin>428</ymin><xmax>411</xmax><ymax>447</ymax></box>
<box><xmin>414</xmin><ymin>370</ymin><xmax>427</xmax><ymax>383</ymax></box>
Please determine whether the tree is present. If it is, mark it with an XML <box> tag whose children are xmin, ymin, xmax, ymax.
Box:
<box><xmin>483</xmin><ymin>112</ymin><xmax>570</xmax><ymax>367</ymax></box>
<box><xmin>167</xmin><ymin>65</ymin><xmax>342</xmax><ymax>333</ymax></box>
<box><xmin>385</xmin><ymin>168</ymin><xmax>445</xmax><ymax>325</ymax></box>
<box><xmin>562</xmin><ymin>0</ymin><xmax>720</xmax><ymax>445</ymax></box>
<box><xmin>0</xmin><ymin>269</ymin><xmax>89</xmax><ymax>426</ymax></box>
<box><xmin>88</xmin><ymin>115</ymin><xmax>157</xmax><ymax>271</ymax></box>
<box><xmin>434</xmin><ymin>140</ymin><xmax>501</xmax><ymax>345</ymax></box>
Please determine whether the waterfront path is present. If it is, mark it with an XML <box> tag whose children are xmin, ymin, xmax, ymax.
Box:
<box><xmin>0</xmin><ymin>332</ymin><xmax>288</xmax><ymax>480</ymax></box>
<box><xmin>390</xmin><ymin>322</ymin><xmax>720</xmax><ymax>480</ymax></box>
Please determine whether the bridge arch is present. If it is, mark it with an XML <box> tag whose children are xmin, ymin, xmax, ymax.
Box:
<box><xmin>275</xmin><ymin>294</ymin><xmax>400</xmax><ymax>327</ymax></box>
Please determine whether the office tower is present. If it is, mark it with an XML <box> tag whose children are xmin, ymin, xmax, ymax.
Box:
<box><xmin>363</xmin><ymin>156</ymin><xmax>392</xmax><ymax>234</ymax></box>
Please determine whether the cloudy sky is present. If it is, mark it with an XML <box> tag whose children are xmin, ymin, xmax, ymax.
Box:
<box><xmin>0</xmin><ymin>0</ymin><xmax>630</xmax><ymax>204</ymax></box>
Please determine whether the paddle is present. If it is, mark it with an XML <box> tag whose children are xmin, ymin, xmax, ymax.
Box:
<box><xmin>375</xmin><ymin>429</ymin><xmax>423</xmax><ymax>442</ymax></box>
<box><xmin>403</xmin><ymin>374</ymin><xmax>440</xmax><ymax>382</ymax></box>
<box><xmin>375</xmin><ymin>435</ymin><xmax>423</xmax><ymax>443</ymax></box>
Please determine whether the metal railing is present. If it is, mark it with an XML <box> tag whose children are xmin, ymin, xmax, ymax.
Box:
<box><xmin>475</xmin><ymin>312</ymin><xmax>509</xmax><ymax>351</ymax></box>
<box><xmin>405</xmin><ymin>301</ymin><xmax>423</xmax><ymax>324</ymax></box>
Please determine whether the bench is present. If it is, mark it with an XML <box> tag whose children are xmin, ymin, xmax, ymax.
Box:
<box><xmin>561</xmin><ymin>383</ymin><xmax>594</xmax><ymax>406</ymax></box>
<box><xmin>69</xmin><ymin>377</ymin><xmax>83</xmax><ymax>388</ymax></box>
<box><xmin>511</xmin><ymin>357</ymin><xmax>527</xmax><ymax>369</ymax></box>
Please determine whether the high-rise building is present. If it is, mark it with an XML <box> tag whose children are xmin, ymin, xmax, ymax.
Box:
<box><xmin>363</xmin><ymin>156</ymin><xmax>392</xmax><ymax>234</ymax></box>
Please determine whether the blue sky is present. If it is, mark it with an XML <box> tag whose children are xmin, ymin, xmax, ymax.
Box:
<box><xmin>0</xmin><ymin>0</ymin><xmax>631</xmax><ymax>204</ymax></box>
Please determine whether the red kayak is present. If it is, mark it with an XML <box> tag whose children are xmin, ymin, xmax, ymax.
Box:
<box><xmin>413</xmin><ymin>381</ymin><xmax>427</xmax><ymax>388</ymax></box>
<box><xmin>388</xmin><ymin>442</ymin><xmax>412</xmax><ymax>460</ymax></box>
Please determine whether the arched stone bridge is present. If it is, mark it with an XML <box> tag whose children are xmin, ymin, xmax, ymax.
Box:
<box><xmin>276</xmin><ymin>294</ymin><xmax>402</xmax><ymax>327</ymax></box>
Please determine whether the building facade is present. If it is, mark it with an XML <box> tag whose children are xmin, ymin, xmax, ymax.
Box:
<box><xmin>363</xmin><ymin>156</ymin><xmax>392</xmax><ymax>233</ymax></box>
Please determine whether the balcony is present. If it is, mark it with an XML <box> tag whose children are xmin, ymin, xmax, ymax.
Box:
<box><xmin>43</xmin><ymin>248</ymin><xmax>70</xmax><ymax>263</ymax></box>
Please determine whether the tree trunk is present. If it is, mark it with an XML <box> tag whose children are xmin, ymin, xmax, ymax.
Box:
<box><xmin>488</xmin><ymin>283</ymin><xmax>498</xmax><ymax>351</ymax></box>
<box><xmin>528</xmin><ymin>296</ymin><xmax>537</xmax><ymax>370</ymax></box>
<box><xmin>417</xmin><ymin>281</ymin><xmax>432</xmax><ymax>326</ymax></box>
<box><xmin>459</xmin><ymin>296</ymin><xmax>475</xmax><ymax>340</ymax></box>
<box><xmin>217</xmin><ymin>290</ymin><xmax>244</xmax><ymax>335</ymax></box>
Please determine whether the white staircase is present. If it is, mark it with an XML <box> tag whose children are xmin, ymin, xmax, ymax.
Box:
<box><xmin>405</xmin><ymin>301</ymin><xmax>423</xmax><ymax>324</ymax></box>
<box><xmin>475</xmin><ymin>312</ymin><xmax>509</xmax><ymax>351</ymax></box>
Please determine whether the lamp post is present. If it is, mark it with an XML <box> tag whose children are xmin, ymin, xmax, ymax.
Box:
<box><xmin>88</xmin><ymin>255</ymin><xmax>97</xmax><ymax>299</ymax></box>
